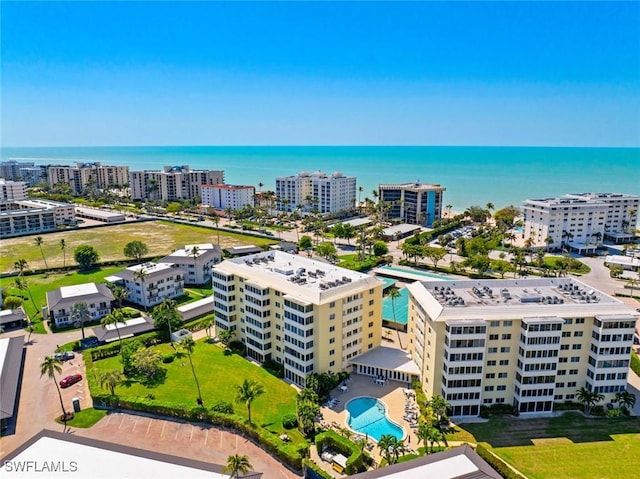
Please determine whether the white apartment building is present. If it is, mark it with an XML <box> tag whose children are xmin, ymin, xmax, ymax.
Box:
<box><xmin>106</xmin><ymin>263</ymin><xmax>184</xmax><ymax>309</ymax></box>
<box><xmin>0</xmin><ymin>199</ymin><xmax>76</xmax><ymax>238</ymax></box>
<box><xmin>0</xmin><ymin>179</ymin><xmax>27</xmax><ymax>201</ymax></box>
<box><xmin>211</xmin><ymin>251</ymin><xmax>383</xmax><ymax>386</ymax></box>
<box><xmin>378</xmin><ymin>182</ymin><xmax>445</xmax><ymax>227</ymax></box>
<box><xmin>275</xmin><ymin>170</ymin><xmax>356</xmax><ymax>214</ymax></box>
<box><xmin>200</xmin><ymin>184</ymin><xmax>254</xmax><ymax>211</ymax></box>
<box><xmin>523</xmin><ymin>192</ymin><xmax>640</xmax><ymax>250</ymax></box>
<box><xmin>407</xmin><ymin>278</ymin><xmax>638</xmax><ymax>417</ymax></box>
<box><xmin>47</xmin><ymin>162</ymin><xmax>129</xmax><ymax>195</ymax></box>
<box><xmin>158</xmin><ymin>243</ymin><xmax>222</xmax><ymax>285</ymax></box>
<box><xmin>0</xmin><ymin>160</ymin><xmax>35</xmax><ymax>181</ymax></box>
<box><xmin>46</xmin><ymin>283</ymin><xmax>115</xmax><ymax>327</ymax></box>
<box><xmin>129</xmin><ymin>165</ymin><xmax>224</xmax><ymax>202</ymax></box>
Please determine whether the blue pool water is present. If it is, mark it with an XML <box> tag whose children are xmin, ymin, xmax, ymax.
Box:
<box><xmin>346</xmin><ymin>397</ymin><xmax>404</xmax><ymax>442</ymax></box>
<box><xmin>377</xmin><ymin>265</ymin><xmax>454</xmax><ymax>280</ymax></box>
<box><xmin>513</xmin><ymin>226</ymin><xmax>524</xmax><ymax>234</ymax></box>
<box><xmin>382</xmin><ymin>287</ymin><xmax>409</xmax><ymax>324</ymax></box>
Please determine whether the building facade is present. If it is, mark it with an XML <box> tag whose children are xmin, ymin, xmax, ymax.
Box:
<box><xmin>46</xmin><ymin>283</ymin><xmax>114</xmax><ymax>327</ymax></box>
<box><xmin>378</xmin><ymin>182</ymin><xmax>445</xmax><ymax>227</ymax></box>
<box><xmin>107</xmin><ymin>263</ymin><xmax>184</xmax><ymax>308</ymax></box>
<box><xmin>158</xmin><ymin>243</ymin><xmax>222</xmax><ymax>285</ymax></box>
<box><xmin>276</xmin><ymin>170</ymin><xmax>356</xmax><ymax>214</ymax></box>
<box><xmin>407</xmin><ymin>278</ymin><xmax>638</xmax><ymax>416</ymax></box>
<box><xmin>200</xmin><ymin>184</ymin><xmax>255</xmax><ymax>211</ymax></box>
<box><xmin>211</xmin><ymin>251</ymin><xmax>383</xmax><ymax>386</ymax></box>
<box><xmin>0</xmin><ymin>199</ymin><xmax>76</xmax><ymax>238</ymax></box>
<box><xmin>47</xmin><ymin>162</ymin><xmax>129</xmax><ymax>195</ymax></box>
<box><xmin>0</xmin><ymin>179</ymin><xmax>27</xmax><ymax>201</ymax></box>
<box><xmin>566</xmin><ymin>193</ymin><xmax>640</xmax><ymax>240</ymax></box>
<box><xmin>0</xmin><ymin>160</ymin><xmax>36</xmax><ymax>181</ymax></box>
<box><xmin>129</xmin><ymin>165</ymin><xmax>224</xmax><ymax>202</ymax></box>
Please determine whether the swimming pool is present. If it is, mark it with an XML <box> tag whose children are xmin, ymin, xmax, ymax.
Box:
<box><xmin>377</xmin><ymin>265</ymin><xmax>454</xmax><ymax>281</ymax></box>
<box><xmin>382</xmin><ymin>287</ymin><xmax>409</xmax><ymax>324</ymax></box>
<box><xmin>345</xmin><ymin>397</ymin><xmax>404</xmax><ymax>442</ymax></box>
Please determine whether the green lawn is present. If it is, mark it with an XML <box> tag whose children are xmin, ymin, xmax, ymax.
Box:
<box><xmin>0</xmin><ymin>267</ymin><xmax>123</xmax><ymax>327</ymax></box>
<box><xmin>338</xmin><ymin>254</ymin><xmax>382</xmax><ymax>272</ymax></box>
<box><xmin>88</xmin><ymin>340</ymin><xmax>306</xmax><ymax>447</ymax></box>
<box><xmin>56</xmin><ymin>408</ymin><xmax>108</xmax><ymax>428</ymax></box>
<box><xmin>0</xmin><ymin>220</ymin><xmax>276</xmax><ymax>273</ymax></box>
<box><xmin>451</xmin><ymin>413</ymin><xmax>640</xmax><ymax>479</ymax></box>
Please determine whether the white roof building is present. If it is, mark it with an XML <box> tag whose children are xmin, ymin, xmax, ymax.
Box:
<box><xmin>46</xmin><ymin>283</ymin><xmax>114</xmax><ymax>327</ymax></box>
<box><xmin>107</xmin><ymin>263</ymin><xmax>184</xmax><ymax>309</ymax></box>
<box><xmin>158</xmin><ymin>244</ymin><xmax>222</xmax><ymax>285</ymax></box>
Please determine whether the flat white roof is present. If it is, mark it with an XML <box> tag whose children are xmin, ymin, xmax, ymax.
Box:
<box><xmin>0</xmin><ymin>436</ymin><xmax>228</xmax><ymax>479</ymax></box>
<box><xmin>165</xmin><ymin>244</ymin><xmax>216</xmax><ymax>258</ymax></box>
<box><xmin>60</xmin><ymin>283</ymin><xmax>98</xmax><ymax>298</ymax></box>
<box><xmin>75</xmin><ymin>207</ymin><xmax>125</xmax><ymax>219</ymax></box>
<box><xmin>340</xmin><ymin>218</ymin><xmax>372</xmax><ymax>228</ymax></box>
<box><xmin>178</xmin><ymin>296</ymin><xmax>213</xmax><ymax>312</ymax></box>
<box><xmin>381</xmin><ymin>224</ymin><xmax>421</xmax><ymax>236</ymax></box>
<box><xmin>381</xmin><ymin>454</ymin><xmax>478</xmax><ymax>479</ymax></box>
<box><xmin>127</xmin><ymin>262</ymin><xmax>174</xmax><ymax>274</ymax></box>
<box><xmin>349</xmin><ymin>346</ymin><xmax>420</xmax><ymax>375</ymax></box>
<box><xmin>105</xmin><ymin>316</ymin><xmax>147</xmax><ymax>331</ymax></box>
<box><xmin>605</xmin><ymin>255</ymin><xmax>640</xmax><ymax>267</ymax></box>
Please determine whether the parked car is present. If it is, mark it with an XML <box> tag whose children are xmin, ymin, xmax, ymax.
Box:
<box><xmin>53</xmin><ymin>351</ymin><xmax>75</xmax><ymax>362</ymax></box>
<box><xmin>59</xmin><ymin>374</ymin><xmax>83</xmax><ymax>388</ymax></box>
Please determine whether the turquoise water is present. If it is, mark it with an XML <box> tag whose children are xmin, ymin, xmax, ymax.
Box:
<box><xmin>1</xmin><ymin>146</ymin><xmax>638</xmax><ymax>211</ymax></box>
<box><xmin>346</xmin><ymin>397</ymin><xmax>404</xmax><ymax>442</ymax></box>
<box><xmin>379</xmin><ymin>277</ymin><xmax>397</xmax><ymax>290</ymax></box>
<box><xmin>383</xmin><ymin>287</ymin><xmax>409</xmax><ymax>325</ymax></box>
<box><xmin>377</xmin><ymin>265</ymin><xmax>455</xmax><ymax>280</ymax></box>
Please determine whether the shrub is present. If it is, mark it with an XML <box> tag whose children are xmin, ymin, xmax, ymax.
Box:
<box><xmin>475</xmin><ymin>444</ymin><xmax>527</xmax><ymax>479</ymax></box>
<box><xmin>315</xmin><ymin>430</ymin><xmax>369</xmax><ymax>475</ymax></box>
<box><xmin>162</xmin><ymin>354</ymin><xmax>175</xmax><ymax>364</ymax></box>
<box><xmin>229</xmin><ymin>340</ymin><xmax>246</xmax><ymax>356</ymax></box>
<box><xmin>210</xmin><ymin>401</ymin><xmax>234</xmax><ymax>414</ymax></box>
<box><xmin>282</xmin><ymin>414</ymin><xmax>297</xmax><ymax>429</ymax></box>
<box><xmin>262</xmin><ymin>358</ymin><xmax>285</xmax><ymax>378</ymax></box>
<box><xmin>302</xmin><ymin>459</ymin><xmax>333</xmax><ymax>479</ymax></box>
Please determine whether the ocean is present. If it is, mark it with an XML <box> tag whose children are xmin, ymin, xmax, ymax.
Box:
<box><xmin>1</xmin><ymin>146</ymin><xmax>638</xmax><ymax>211</ymax></box>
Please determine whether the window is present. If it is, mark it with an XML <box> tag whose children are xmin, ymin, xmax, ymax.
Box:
<box><xmin>559</xmin><ymin>357</ymin><xmax>568</xmax><ymax>363</ymax></box>
<box><xmin>488</xmin><ymin>347</ymin><xmax>498</xmax><ymax>353</ymax></box>
<box><xmin>500</xmin><ymin>347</ymin><xmax>510</xmax><ymax>353</ymax></box>
<box><xmin>561</xmin><ymin>344</ymin><xmax>569</xmax><ymax>350</ymax></box>
<box><xmin>499</xmin><ymin>360</ymin><xmax>509</xmax><ymax>366</ymax></box>
<box><xmin>329</xmin><ymin>361</ymin><xmax>335</xmax><ymax>367</ymax></box>
<box><xmin>329</xmin><ymin>314</ymin><xmax>335</xmax><ymax>320</ymax></box>
<box><xmin>562</xmin><ymin>331</ymin><xmax>571</xmax><ymax>338</ymax></box>
<box><xmin>329</xmin><ymin>338</ymin><xmax>335</xmax><ymax>344</ymax></box>
<box><xmin>569</xmin><ymin>369</ymin><xmax>578</xmax><ymax>375</ymax></box>
<box><xmin>329</xmin><ymin>349</ymin><xmax>335</xmax><ymax>356</ymax></box>
<box><xmin>368</xmin><ymin>321</ymin><xmax>374</xmax><ymax>328</ymax></box>
<box><xmin>490</xmin><ymin>321</ymin><xmax>500</xmax><ymax>327</ymax></box>
<box><xmin>487</xmin><ymin>360</ymin><xmax>497</xmax><ymax>366</ymax></box>
<box><xmin>329</xmin><ymin>326</ymin><xmax>335</xmax><ymax>332</ymax></box>
<box><xmin>485</xmin><ymin>373</ymin><xmax>496</xmax><ymax>379</ymax></box>
<box><xmin>572</xmin><ymin>344</ymin><xmax>582</xmax><ymax>350</ymax></box>
<box><xmin>489</xmin><ymin>334</ymin><xmax>499</xmax><ymax>340</ymax></box>
<box><xmin>369</xmin><ymin>299</ymin><xmax>374</xmax><ymax>306</ymax></box>
<box><xmin>329</xmin><ymin>302</ymin><xmax>336</xmax><ymax>308</ymax></box>
<box><xmin>502</xmin><ymin>334</ymin><xmax>511</xmax><ymax>340</ymax></box>
<box><xmin>484</xmin><ymin>386</ymin><xmax>494</xmax><ymax>391</ymax></box>
<box><xmin>497</xmin><ymin>385</ymin><xmax>506</xmax><ymax>391</ymax></box>
<box><xmin>574</xmin><ymin>331</ymin><xmax>583</xmax><ymax>337</ymax></box>
<box><xmin>576</xmin><ymin>318</ymin><xmax>585</xmax><ymax>324</ymax></box>
<box><xmin>503</xmin><ymin>320</ymin><xmax>512</xmax><ymax>327</ymax></box>
<box><xmin>498</xmin><ymin>372</ymin><xmax>508</xmax><ymax>379</ymax></box>
<box><xmin>567</xmin><ymin>381</ymin><xmax>577</xmax><ymax>388</ymax></box>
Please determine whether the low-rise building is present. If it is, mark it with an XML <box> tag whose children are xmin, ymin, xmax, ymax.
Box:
<box><xmin>0</xmin><ymin>199</ymin><xmax>75</xmax><ymax>238</ymax></box>
<box><xmin>92</xmin><ymin>316</ymin><xmax>156</xmax><ymax>343</ymax></box>
<box><xmin>407</xmin><ymin>277</ymin><xmax>639</xmax><ymax>417</ymax></box>
<box><xmin>46</xmin><ymin>283</ymin><xmax>114</xmax><ymax>327</ymax></box>
<box><xmin>75</xmin><ymin>207</ymin><xmax>126</xmax><ymax>223</ymax></box>
<box><xmin>158</xmin><ymin>244</ymin><xmax>222</xmax><ymax>285</ymax></box>
<box><xmin>211</xmin><ymin>251</ymin><xmax>383</xmax><ymax>386</ymax></box>
<box><xmin>201</xmin><ymin>184</ymin><xmax>255</xmax><ymax>211</ymax></box>
<box><xmin>0</xmin><ymin>308</ymin><xmax>27</xmax><ymax>330</ymax></box>
<box><xmin>106</xmin><ymin>263</ymin><xmax>184</xmax><ymax>309</ymax></box>
<box><xmin>0</xmin><ymin>336</ymin><xmax>25</xmax><ymax>430</ymax></box>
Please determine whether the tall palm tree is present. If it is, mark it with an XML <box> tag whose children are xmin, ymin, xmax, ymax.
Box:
<box><xmin>446</xmin><ymin>204</ymin><xmax>453</xmax><ymax>218</ymax></box>
<box><xmin>626</xmin><ymin>278</ymin><xmax>639</xmax><ymax>298</ymax></box>
<box><xmin>181</xmin><ymin>336</ymin><xmax>204</xmax><ymax>406</ymax></box>
<box><xmin>40</xmin><ymin>356</ymin><xmax>68</xmax><ymax>423</ymax></box>
<box><xmin>189</xmin><ymin>245</ymin><xmax>201</xmax><ymax>285</ymax></box>
<box><xmin>133</xmin><ymin>266</ymin><xmax>149</xmax><ymax>309</ymax></box>
<box><xmin>212</xmin><ymin>212</ymin><xmax>221</xmax><ymax>246</ymax></box>
<box><xmin>70</xmin><ymin>301</ymin><xmax>91</xmax><ymax>340</ymax></box>
<box><xmin>154</xmin><ymin>298</ymin><xmax>179</xmax><ymax>343</ymax></box>
<box><xmin>101</xmin><ymin>309</ymin><xmax>126</xmax><ymax>367</ymax></box>
<box><xmin>234</xmin><ymin>378</ymin><xmax>264</xmax><ymax>424</ymax></box>
<box><xmin>388</xmin><ymin>287</ymin><xmax>404</xmax><ymax>349</ymax></box>
<box><xmin>100</xmin><ymin>369</ymin><xmax>124</xmax><ymax>396</ymax></box>
<box><xmin>34</xmin><ymin>236</ymin><xmax>49</xmax><ymax>269</ymax></box>
<box><xmin>222</xmin><ymin>454</ymin><xmax>252</xmax><ymax>479</ymax></box>
<box><xmin>377</xmin><ymin>434</ymin><xmax>403</xmax><ymax>466</ymax></box>
<box><xmin>12</xmin><ymin>277</ymin><xmax>38</xmax><ymax>316</ymax></box>
<box><xmin>14</xmin><ymin>258</ymin><xmax>28</xmax><ymax>277</ymax></box>
<box><xmin>111</xmin><ymin>285</ymin><xmax>129</xmax><ymax>308</ymax></box>
<box><xmin>59</xmin><ymin>239</ymin><xmax>67</xmax><ymax>268</ymax></box>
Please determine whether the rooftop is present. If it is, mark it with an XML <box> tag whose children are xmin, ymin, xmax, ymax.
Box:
<box><xmin>60</xmin><ymin>283</ymin><xmax>98</xmax><ymax>298</ymax></box>
<box><xmin>162</xmin><ymin>244</ymin><xmax>220</xmax><ymax>259</ymax></box>
<box><xmin>215</xmin><ymin>251</ymin><xmax>382</xmax><ymax>303</ymax></box>
<box><xmin>379</xmin><ymin>182</ymin><xmax>445</xmax><ymax>191</ymax></box>
<box><xmin>381</xmin><ymin>224</ymin><xmax>421</xmax><ymax>236</ymax></box>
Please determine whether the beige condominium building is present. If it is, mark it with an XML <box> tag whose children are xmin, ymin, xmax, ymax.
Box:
<box><xmin>47</xmin><ymin>162</ymin><xmax>129</xmax><ymax>195</ymax></box>
<box><xmin>275</xmin><ymin>170</ymin><xmax>357</xmax><ymax>214</ymax></box>
<box><xmin>407</xmin><ymin>278</ymin><xmax>638</xmax><ymax>417</ymax></box>
<box><xmin>211</xmin><ymin>251</ymin><xmax>383</xmax><ymax>386</ymax></box>
<box><xmin>129</xmin><ymin>165</ymin><xmax>224</xmax><ymax>202</ymax></box>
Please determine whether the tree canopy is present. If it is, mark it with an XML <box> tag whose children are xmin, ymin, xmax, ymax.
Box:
<box><xmin>123</xmin><ymin>240</ymin><xmax>149</xmax><ymax>260</ymax></box>
<box><xmin>74</xmin><ymin>244</ymin><xmax>100</xmax><ymax>271</ymax></box>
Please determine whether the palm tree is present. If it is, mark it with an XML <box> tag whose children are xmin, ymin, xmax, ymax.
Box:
<box><xmin>40</xmin><ymin>356</ymin><xmax>68</xmax><ymax>423</ymax></box>
<box><xmin>100</xmin><ymin>369</ymin><xmax>124</xmax><ymax>396</ymax></box>
<box><xmin>212</xmin><ymin>212</ymin><xmax>221</xmax><ymax>246</ymax></box>
<box><xmin>133</xmin><ymin>266</ymin><xmax>149</xmax><ymax>309</ymax></box>
<box><xmin>14</xmin><ymin>258</ymin><xmax>28</xmax><ymax>277</ymax></box>
<box><xmin>576</xmin><ymin>387</ymin><xmax>604</xmax><ymax>416</ymax></box>
<box><xmin>189</xmin><ymin>245</ymin><xmax>201</xmax><ymax>284</ymax></box>
<box><xmin>388</xmin><ymin>287</ymin><xmax>404</xmax><ymax>349</ymax></box>
<box><xmin>181</xmin><ymin>336</ymin><xmax>204</xmax><ymax>406</ymax></box>
<box><xmin>626</xmin><ymin>278</ymin><xmax>639</xmax><ymax>298</ymax></box>
<box><xmin>222</xmin><ymin>454</ymin><xmax>252</xmax><ymax>479</ymax></box>
<box><xmin>34</xmin><ymin>236</ymin><xmax>49</xmax><ymax>269</ymax></box>
<box><xmin>59</xmin><ymin>239</ymin><xmax>67</xmax><ymax>268</ymax></box>
<box><xmin>70</xmin><ymin>301</ymin><xmax>91</xmax><ymax>340</ymax></box>
<box><xmin>110</xmin><ymin>285</ymin><xmax>129</xmax><ymax>308</ymax></box>
<box><xmin>446</xmin><ymin>204</ymin><xmax>453</xmax><ymax>218</ymax></box>
<box><xmin>377</xmin><ymin>434</ymin><xmax>403</xmax><ymax>466</ymax></box>
<box><xmin>102</xmin><ymin>309</ymin><xmax>126</xmax><ymax>367</ymax></box>
<box><xmin>234</xmin><ymin>378</ymin><xmax>264</xmax><ymax>424</ymax></box>
<box><xmin>26</xmin><ymin>324</ymin><xmax>35</xmax><ymax>343</ymax></box>
<box><xmin>615</xmin><ymin>390</ymin><xmax>637</xmax><ymax>413</ymax></box>
<box><xmin>154</xmin><ymin>298</ymin><xmax>179</xmax><ymax>344</ymax></box>
<box><xmin>358</xmin><ymin>186</ymin><xmax>364</xmax><ymax>208</ymax></box>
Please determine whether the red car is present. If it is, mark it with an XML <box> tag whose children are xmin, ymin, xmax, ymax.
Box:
<box><xmin>59</xmin><ymin>374</ymin><xmax>83</xmax><ymax>388</ymax></box>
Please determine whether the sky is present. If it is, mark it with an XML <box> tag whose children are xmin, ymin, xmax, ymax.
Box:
<box><xmin>1</xmin><ymin>1</ymin><xmax>639</xmax><ymax>147</ymax></box>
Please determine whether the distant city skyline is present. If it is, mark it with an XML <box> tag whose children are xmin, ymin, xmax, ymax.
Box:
<box><xmin>2</xmin><ymin>1</ymin><xmax>639</xmax><ymax>147</ymax></box>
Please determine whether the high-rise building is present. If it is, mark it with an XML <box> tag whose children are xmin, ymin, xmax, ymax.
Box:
<box><xmin>275</xmin><ymin>170</ymin><xmax>356</xmax><ymax>214</ymax></box>
<box><xmin>0</xmin><ymin>179</ymin><xmax>27</xmax><ymax>201</ymax></box>
<box><xmin>0</xmin><ymin>160</ymin><xmax>36</xmax><ymax>181</ymax></box>
<box><xmin>129</xmin><ymin>165</ymin><xmax>224</xmax><ymax>202</ymax></box>
<box><xmin>378</xmin><ymin>182</ymin><xmax>445</xmax><ymax>227</ymax></box>
<box><xmin>47</xmin><ymin>162</ymin><xmax>129</xmax><ymax>195</ymax></box>
<box><xmin>200</xmin><ymin>184</ymin><xmax>255</xmax><ymax>211</ymax></box>
<box><xmin>407</xmin><ymin>278</ymin><xmax>638</xmax><ymax>417</ymax></box>
<box><xmin>211</xmin><ymin>251</ymin><xmax>383</xmax><ymax>386</ymax></box>
<box><xmin>523</xmin><ymin>192</ymin><xmax>640</xmax><ymax>250</ymax></box>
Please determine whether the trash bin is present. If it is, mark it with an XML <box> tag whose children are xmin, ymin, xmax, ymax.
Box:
<box><xmin>72</xmin><ymin>397</ymin><xmax>81</xmax><ymax>413</ymax></box>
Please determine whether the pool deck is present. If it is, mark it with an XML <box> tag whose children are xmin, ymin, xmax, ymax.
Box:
<box><xmin>318</xmin><ymin>374</ymin><xmax>420</xmax><ymax>463</ymax></box>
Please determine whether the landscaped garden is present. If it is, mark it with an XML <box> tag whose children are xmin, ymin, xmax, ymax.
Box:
<box><xmin>449</xmin><ymin>413</ymin><xmax>640</xmax><ymax>479</ymax></box>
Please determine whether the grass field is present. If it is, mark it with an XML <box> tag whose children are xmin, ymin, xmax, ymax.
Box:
<box><xmin>88</xmin><ymin>340</ymin><xmax>306</xmax><ymax>448</ymax></box>
<box><xmin>56</xmin><ymin>408</ymin><xmax>107</xmax><ymax>428</ymax></box>
<box><xmin>0</xmin><ymin>220</ymin><xmax>277</xmax><ymax>273</ymax></box>
<box><xmin>451</xmin><ymin>413</ymin><xmax>640</xmax><ymax>479</ymax></box>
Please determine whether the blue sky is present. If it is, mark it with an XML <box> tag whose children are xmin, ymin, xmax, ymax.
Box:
<box><xmin>2</xmin><ymin>1</ymin><xmax>639</xmax><ymax>147</ymax></box>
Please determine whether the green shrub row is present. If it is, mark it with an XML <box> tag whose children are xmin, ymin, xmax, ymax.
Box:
<box><xmin>92</xmin><ymin>394</ymin><xmax>306</xmax><ymax>470</ymax></box>
<box><xmin>314</xmin><ymin>430</ymin><xmax>370</xmax><ymax>474</ymax></box>
<box><xmin>479</xmin><ymin>403</ymin><xmax>518</xmax><ymax>418</ymax></box>
<box><xmin>552</xmin><ymin>400</ymin><xmax>583</xmax><ymax>412</ymax></box>
<box><xmin>302</xmin><ymin>459</ymin><xmax>333</xmax><ymax>479</ymax></box>
<box><xmin>631</xmin><ymin>351</ymin><xmax>640</xmax><ymax>377</ymax></box>
<box><xmin>404</xmin><ymin>220</ymin><xmax>464</xmax><ymax>246</ymax></box>
<box><xmin>475</xmin><ymin>444</ymin><xmax>527</xmax><ymax>479</ymax></box>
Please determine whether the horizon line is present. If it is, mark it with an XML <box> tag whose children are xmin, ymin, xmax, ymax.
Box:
<box><xmin>2</xmin><ymin>144</ymin><xmax>639</xmax><ymax>149</ymax></box>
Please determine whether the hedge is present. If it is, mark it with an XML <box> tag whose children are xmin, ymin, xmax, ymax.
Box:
<box><xmin>314</xmin><ymin>430</ymin><xmax>370</xmax><ymax>474</ymax></box>
<box><xmin>475</xmin><ymin>444</ymin><xmax>527</xmax><ymax>479</ymax></box>
<box><xmin>631</xmin><ymin>351</ymin><xmax>640</xmax><ymax>378</ymax></box>
<box><xmin>404</xmin><ymin>220</ymin><xmax>464</xmax><ymax>246</ymax></box>
<box><xmin>302</xmin><ymin>459</ymin><xmax>333</xmax><ymax>479</ymax></box>
<box><xmin>92</xmin><ymin>394</ymin><xmax>306</xmax><ymax>470</ymax></box>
